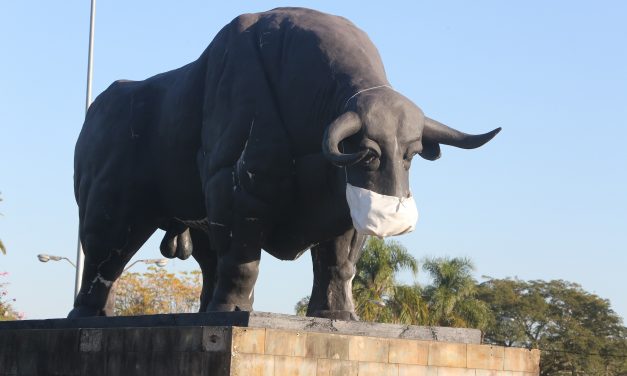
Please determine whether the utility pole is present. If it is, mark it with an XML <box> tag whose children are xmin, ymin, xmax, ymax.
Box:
<box><xmin>75</xmin><ymin>0</ymin><xmax>96</xmax><ymax>298</ymax></box>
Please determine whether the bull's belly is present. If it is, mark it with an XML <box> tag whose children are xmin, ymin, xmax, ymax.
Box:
<box><xmin>262</xmin><ymin>201</ymin><xmax>353</xmax><ymax>260</ymax></box>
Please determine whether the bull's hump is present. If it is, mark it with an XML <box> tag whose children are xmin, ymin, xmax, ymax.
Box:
<box><xmin>239</xmin><ymin>7</ymin><xmax>386</xmax><ymax>83</ymax></box>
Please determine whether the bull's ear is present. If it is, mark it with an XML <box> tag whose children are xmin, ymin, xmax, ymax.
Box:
<box><xmin>419</xmin><ymin>140</ymin><xmax>441</xmax><ymax>161</ymax></box>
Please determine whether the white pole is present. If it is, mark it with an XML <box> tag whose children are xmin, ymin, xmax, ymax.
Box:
<box><xmin>75</xmin><ymin>0</ymin><xmax>96</xmax><ymax>298</ymax></box>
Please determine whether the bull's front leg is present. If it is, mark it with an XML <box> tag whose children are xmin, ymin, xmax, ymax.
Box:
<box><xmin>204</xmin><ymin>169</ymin><xmax>268</xmax><ymax>312</ymax></box>
<box><xmin>207</xmin><ymin>222</ymin><xmax>262</xmax><ymax>312</ymax></box>
<box><xmin>307</xmin><ymin>228</ymin><xmax>367</xmax><ymax>321</ymax></box>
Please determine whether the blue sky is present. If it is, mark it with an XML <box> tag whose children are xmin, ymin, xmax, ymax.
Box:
<box><xmin>1</xmin><ymin>1</ymin><xmax>626</xmax><ymax>321</ymax></box>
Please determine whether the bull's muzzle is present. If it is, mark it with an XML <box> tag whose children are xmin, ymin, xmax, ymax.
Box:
<box><xmin>345</xmin><ymin>183</ymin><xmax>418</xmax><ymax>237</ymax></box>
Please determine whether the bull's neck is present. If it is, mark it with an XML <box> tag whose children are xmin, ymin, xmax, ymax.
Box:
<box><xmin>333</xmin><ymin>78</ymin><xmax>392</xmax><ymax>116</ymax></box>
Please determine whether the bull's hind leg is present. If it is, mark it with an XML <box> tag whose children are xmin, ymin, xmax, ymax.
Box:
<box><xmin>307</xmin><ymin>229</ymin><xmax>367</xmax><ymax>321</ymax></box>
<box><xmin>68</xmin><ymin>221</ymin><xmax>157</xmax><ymax>318</ymax></box>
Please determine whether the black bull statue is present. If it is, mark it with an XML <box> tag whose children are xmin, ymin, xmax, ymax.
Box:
<box><xmin>70</xmin><ymin>7</ymin><xmax>500</xmax><ymax>319</ymax></box>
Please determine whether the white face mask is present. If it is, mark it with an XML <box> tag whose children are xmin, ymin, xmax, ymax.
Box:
<box><xmin>345</xmin><ymin>183</ymin><xmax>419</xmax><ymax>237</ymax></box>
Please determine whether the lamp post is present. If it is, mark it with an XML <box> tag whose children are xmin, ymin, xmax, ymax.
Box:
<box><xmin>37</xmin><ymin>255</ymin><xmax>168</xmax><ymax>272</ymax></box>
<box><xmin>75</xmin><ymin>0</ymin><xmax>97</xmax><ymax>300</ymax></box>
<box><xmin>123</xmin><ymin>258</ymin><xmax>169</xmax><ymax>273</ymax></box>
<box><xmin>37</xmin><ymin>254</ymin><xmax>76</xmax><ymax>268</ymax></box>
<box><xmin>38</xmin><ymin>254</ymin><xmax>168</xmax><ymax>315</ymax></box>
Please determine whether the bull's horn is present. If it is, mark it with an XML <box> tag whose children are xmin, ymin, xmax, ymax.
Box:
<box><xmin>424</xmin><ymin>117</ymin><xmax>501</xmax><ymax>149</ymax></box>
<box><xmin>323</xmin><ymin>112</ymin><xmax>370</xmax><ymax>166</ymax></box>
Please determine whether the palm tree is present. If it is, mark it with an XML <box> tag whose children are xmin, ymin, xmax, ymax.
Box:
<box><xmin>352</xmin><ymin>237</ymin><xmax>420</xmax><ymax>323</ymax></box>
<box><xmin>387</xmin><ymin>283</ymin><xmax>428</xmax><ymax>325</ymax></box>
<box><xmin>422</xmin><ymin>257</ymin><xmax>489</xmax><ymax>329</ymax></box>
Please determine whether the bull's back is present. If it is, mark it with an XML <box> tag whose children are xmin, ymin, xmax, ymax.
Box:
<box><xmin>74</xmin><ymin>62</ymin><xmax>207</xmax><ymax>220</ymax></box>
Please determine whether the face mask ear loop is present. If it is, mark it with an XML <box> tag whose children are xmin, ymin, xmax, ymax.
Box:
<box><xmin>341</xmin><ymin>141</ymin><xmax>348</xmax><ymax>185</ymax></box>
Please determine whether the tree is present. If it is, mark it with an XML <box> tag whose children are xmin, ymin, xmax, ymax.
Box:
<box><xmin>352</xmin><ymin>237</ymin><xmax>420</xmax><ymax>323</ymax></box>
<box><xmin>385</xmin><ymin>283</ymin><xmax>428</xmax><ymax>325</ymax></box>
<box><xmin>422</xmin><ymin>257</ymin><xmax>489</xmax><ymax>330</ymax></box>
<box><xmin>294</xmin><ymin>240</ymin><xmax>486</xmax><ymax>328</ymax></box>
<box><xmin>0</xmin><ymin>272</ymin><xmax>22</xmax><ymax>320</ymax></box>
<box><xmin>294</xmin><ymin>296</ymin><xmax>309</xmax><ymax>317</ymax></box>
<box><xmin>478</xmin><ymin>278</ymin><xmax>627</xmax><ymax>376</ymax></box>
<box><xmin>114</xmin><ymin>267</ymin><xmax>202</xmax><ymax>316</ymax></box>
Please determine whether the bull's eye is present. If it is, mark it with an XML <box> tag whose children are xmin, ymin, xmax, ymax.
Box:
<box><xmin>361</xmin><ymin>150</ymin><xmax>380</xmax><ymax>170</ymax></box>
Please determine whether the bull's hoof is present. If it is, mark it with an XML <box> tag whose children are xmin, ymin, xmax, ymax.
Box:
<box><xmin>309</xmin><ymin>310</ymin><xmax>359</xmax><ymax>321</ymax></box>
<box><xmin>67</xmin><ymin>306</ymin><xmax>106</xmax><ymax>318</ymax></box>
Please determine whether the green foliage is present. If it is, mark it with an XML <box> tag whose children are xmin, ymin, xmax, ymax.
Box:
<box><xmin>114</xmin><ymin>266</ymin><xmax>202</xmax><ymax>316</ymax></box>
<box><xmin>293</xmin><ymin>241</ymin><xmax>627</xmax><ymax>375</ymax></box>
<box><xmin>294</xmin><ymin>296</ymin><xmax>309</xmax><ymax>317</ymax></box>
<box><xmin>0</xmin><ymin>193</ymin><xmax>5</xmax><ymax>255</ymax></box>
<box><xmin>422</xmin><ymin>257</ymin><xmax>489</xmax><ymax>330</ymax></box>
<box><xmin>386</xmin><ymin>283</ymin><xmax>428</xmax><ymax>325</ymax></box>
<box><xmin>478</xmin><ymin>278</ymin><xmax>627</xmax><ymax>376</ymax></box>
<box><xmin>0</xmin><ymin>272</ymin><xmax>21</xmax><ymax>320</ymax></box>
<box><xmin>352</xmin><ymin>237</ymin><xmax>420</xmax><ymax>323</ymax></box>
<box><xmin>295</xmin><ymin>238</ymin><xmax>486</xmax><ymax>328</ymax></box>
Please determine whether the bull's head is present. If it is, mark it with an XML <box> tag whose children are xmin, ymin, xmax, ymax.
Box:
<box><xmin>322</xmin><ymin>88</ymin><xmax>500</xmax><ymax>237</ymax></box>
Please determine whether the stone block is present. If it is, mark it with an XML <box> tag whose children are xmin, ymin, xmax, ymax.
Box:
<box><xmin>230</xmin><ymin>353</ymin><xmax>274</xmax><ymax>376</ymax></box>
<box><xmin>467</xmin><ymin>344</ymin><xmax>504</xmax><ymax>370</ymax></box>
<box><xmin>503</xmin><ymin>348</ymin><xmax>540</xmax><ymax>373</ymax></box>
<box><xmin>357</xmin><ymin>361</ymin><xmax>398</xmax><ymax>376</ymax></box>
<box><xmin>437</xmin><ymin>366</ymin><xmax>477</xmax><ymax>376</ymax></box>
<box><xmin>104</xmin><ymin>328</ymin><xmax>124</xmax><ymax>352</ymax></box>
<box><xmin>15</xmin><ymin>352</ymin><xmax>37</xmax><ymax>376</ymax></box>
<box><xmin>232</xmin><ymin>327</ymin><xmax>266</xmax><ymax>354</ymax></box>
<box><xmin>273</xmin><ymin>355</ymin><xmax>316</xmax><ymax>376</ymax></box>
<box><xmin>149</xmin><ymin>351</ymin><xmax>193</xmax><ymax>376</ymax></box>
<box><xmin>475</xmin><ymin>370</ymin><xmax>499</xmax><ymax>376</ymax></box>
<box><xmin>80</xmin><ymin>329</ymin><xmax>103</xmax><ymax>352</ymax></box>
<box><xmin>205</xmin><ymin>352</ymin><xmax>232</xmax><ymax>376</ymax></box>
<box><xmin>124</xmin><ymin>328</ymin><xmax>153</xmax><ymax>353</ymax></box>
<box><xmin>14</xmin><ymin>330</ymin><xmax>49</xmax><ymax>353</ymax></box>
<box><xmin>348</xmin><ymin>336</ymin><xmax>389</xmax><ymax>362</ymax></box>
<box><xmin>0</xmin><ymin>349</ymin><xmax>17</xmax><ymax>376</ymax></box>
<box><xmin>121</xmin><ymin>351</ymin><xmax>152</xmax><ymax>375</ymax></box>
<box><xmin>0</xmin><ymin>330</ymin><xmax>14</xmax><ymax>350</ymax></box>
<box><xmin>264</xmin><ymin>329</ymin><xmax>306</xmax><ymax>357</ymax></box>
<box><xmin>203</xmin><ymin>327</ymin><xmax>231</xmax><ymax>352</ymax></box>
<box><xmin>305</xmin><ymin>332</ymin><xmax>349</xmax><ymax>360</ymax></box>
<box><xmin>489</xmin><ymin>371</ymin><xmax>535</xmax><ymax>376</ymax></box>
<box><xmin>42</xmin><ymin>350</ymin><xmax>80</xmax><ymax>376</ymax></box>
<box><xmin>428</xmin><ymin>342</ymin><xmax>467</xmax><ymax>368</ymax></box>
<box><xmin>50</xmin><ymin>329</ymin><xmax>81</xmax><ymax>352</ymax></box>
<box><xmin>316</xmin><ymin>359</ymin><xmax>359</xmax><ymax>376</ymax></box>
<box><xmin>398</xmin><ymin>364</ymin><xmax>437</xmax><ymax>376</ymax></box>
<box><xmin>176</xmin><ymin>352</ymin><xmax>206</xmax><ymax>376</ymax></box>
<box><xmin>151</xmin><ymin>327</ymin><xmax>202</xmax><ymax>352</ymax></box>
<box><xmin>79</xmin><ymin>352</ymin><xmax>106</xmax><ymax>376</ymax></box>
<box><xmin>105</xmin><ymin>352</ymin><xmax>123</xmax><ymax>376</ymax></box>
<box><xmin>388</xmin><ymin>338</ymin><xmax>429</xmax><ymax>365</ymax></box>
<box><xmin>0</xmin><ymin>312</ymin><xmax>540</xmax><ymax>376</ymax></box>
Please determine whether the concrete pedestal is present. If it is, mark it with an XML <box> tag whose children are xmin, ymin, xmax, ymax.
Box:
<box><xmin>0</xmin><ymin>312</ymin><xmax>539</xmax><ymax>375</ymax></box>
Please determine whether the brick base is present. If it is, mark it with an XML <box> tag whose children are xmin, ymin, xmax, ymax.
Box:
<box><xmin>0</xmin><ymin>312</ymin><xmax>539</xmax><ymax>375</ymax></box>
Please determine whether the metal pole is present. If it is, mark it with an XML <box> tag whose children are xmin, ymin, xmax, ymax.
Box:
<box><xmin>75</xmin><ymin>0</ymin><xmax>96</xmax><ymax>298</ymax></box>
